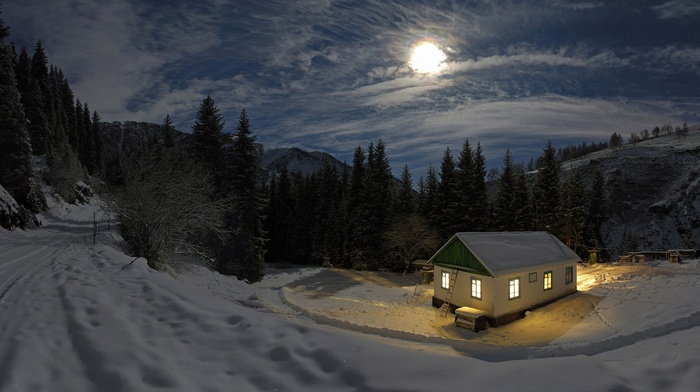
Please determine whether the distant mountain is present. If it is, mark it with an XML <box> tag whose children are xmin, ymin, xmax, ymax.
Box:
<box><xmin>564</xmin><ymin>125</ymin><xmax>700</xmax><ymax>257</ymax></box>
<box><xmin>261</xmin><ymin>147</ymin><xmax>347</xmax><ymax>177</ymax></box>
<box><xmin>99</xmin><ymin>121</ymin><xmax>348</xmax><ymax>179</ymax></box>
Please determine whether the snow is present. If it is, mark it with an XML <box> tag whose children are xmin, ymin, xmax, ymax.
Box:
<box><xmin>2</xmin><ymin>199</ymin><xmax>700</xmax><ymax>391</ymax></box>
<box><xmin>0</xmin><ymin>185</ymin><xmax>20</xmax><ymax>216</ymax></box>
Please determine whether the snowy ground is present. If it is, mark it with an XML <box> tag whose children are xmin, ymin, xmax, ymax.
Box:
<box><xmin>2</xmin><ymin>199</ymin><xmax>700</xmax><ymax>391</ymax></box>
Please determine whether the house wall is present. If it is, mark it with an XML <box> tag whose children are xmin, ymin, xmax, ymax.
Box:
<box><xmin>491</xmin><ymin>263</ymin><xmax>577</xmax><ymax>319</ymax></box>
<box><xmin>433</xmin><ymin>262</ymin><xmax>577</xmax><ymax>319</ymax></box>
<box><xmin>433</xmin><ymin>266</ymin><xmax>495</xmax><ymax>315</ymax></box>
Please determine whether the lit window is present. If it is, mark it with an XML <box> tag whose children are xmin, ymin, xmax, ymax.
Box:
<box><xmin>529</xmin><ymin>272</ymin><xmax>537</xmax><ymax>283</ymax></box>
<box><xmin>565</xmin><ymin>266</ymin><xmax>574</xmax><ymax>284</ymax></box>
<box><xmin>509</xmin><ymin>278</ymin><xmax>520</xmax><ymax>299</ymax></box>
<box><xmin>441</xmin><ymin>271</ymin><xmax>450</xmax><ymax>289</ymax></box>
<box><xmin>471</xmin><ymin>277</ymin><xmax>482</xmax><ymax>300</ymax></box>
<box><xmin>543</xmin><ymin>271</ymin><xmax>552</xmax><ymax>290</ymax></box>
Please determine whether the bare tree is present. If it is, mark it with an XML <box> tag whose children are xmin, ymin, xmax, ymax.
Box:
<box><xmin>385</xmin><ymin>214</ymin><xmax>440</xmax><ymax>274</ymax></box>
<box><xmin>108</xmin><ymin>148</ymin><xmax>228</xmax><ymax>270</ymax></box>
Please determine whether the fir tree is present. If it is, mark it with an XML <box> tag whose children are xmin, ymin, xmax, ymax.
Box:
<box><xmin>0</xmin><ymin>13</ymin><xmax>37</xmax><ymax>210</ymax></box>
<box><xmin>493</xmin><ymin>148</ymin><xmax>516</xmax><ymax>231</ymax></box>
<box><xmin>512</xmin><ymin>163</ymin><xmax>533</xmax><ymax>231</ymax></box>
<box><xmin>585</xmin><ymin>170</ymin><xmax>607</xmax><ymax>249</ymax></box>
<box><xmin>313</xmin><ymin>157</ymin><xmax>341</xmax><ymax>263</ymax></box>
<box><xmin>90</xmin><ymin>110</ymin><xmax>104</xmax><ymax>177</ymax></box>
<box><xmin>456</xmin><ymin>139</ymin><xmax>474</xmax><ymax>230</ymax></box>
<box><xmin>418</xmin><ymin>164</ymin><xmax>438</xmax><ymax>221</ymax></box>
<box><xmin>218</xmin><ymin>109</ymin><xmax>265</xmax><ymax>282</ymax></box>
<box><xmin>534</xmin><ymin>140</ymin><xmax>561</xmax><ymax>236</ymax></box>
<box><xmin>561</xmin><ymin>167</ymin><xmax>587</xmax><ymax>252</ymax></box>
<box><xmin>436</xmin><ymin>147</ymin><xmax>461</xmax><ymax>240</ymax></box>
<box><xmin>351</xmin><ymin>140</ymin><xmax>394</xmax><ymax>269</ymax></box>
<box><xmin>191</xmin><ymin>96</ymin><xmax>226</xmax><ymax>190</ymax></box>
<box><xmin>161</xmin><ymin>113</ymin><xmax>177</xmax><ymax>148</ymax></box>
<box><xmin>394</xmin><ymin>164</ymin><xmax>415</xmax><ymax>215</ymax></box>
<box><xmin>61</xmin><ymin>78</ymin><xmax>78</xmax><ymax>151</ymax></box>
<box><xmin>264</xmin><ymin>165</ymin><xmax>293</xmax><ymax>263</ymax></box>
<box><xmin>14</xmin><ymin>46</ymin><xmax>30</xmax><ymax>101</ymax></box>
<box><xmin>470</xmin><ymin>143</ymin><xmax>490</xmax><ymax>231</ymax></box>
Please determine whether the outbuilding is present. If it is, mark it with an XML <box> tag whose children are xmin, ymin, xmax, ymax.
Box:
<box><xmin>431</xmin><ymin>232</ymin><xmax>580</xmax><ymax>327</ymax></box>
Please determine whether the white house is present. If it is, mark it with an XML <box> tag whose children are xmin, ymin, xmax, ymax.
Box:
<box><xmin>430</xmin><ymin>232</ymin><xmax>580</xmax><ymax>327</ymax></box>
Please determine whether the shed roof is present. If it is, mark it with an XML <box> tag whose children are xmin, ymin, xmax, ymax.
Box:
<box><xmin>434</xmin><ymin>232</ymin><xmax>580</xmax><ymax>276</ymax></box>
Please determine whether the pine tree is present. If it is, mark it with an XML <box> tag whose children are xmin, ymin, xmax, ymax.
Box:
<box><xmin>313</xmin><ymin>157</ymin><xmax>340</xmax><ymax>263</ymax></box>
<box><xmin>470</xmin><ymin>142</ymin><xmax>490</xmax><ymax>231</ymax></box>
<box><xmin>90</xmin><ymin>110</ymin><xmax>104</xmax><ymax>177</ymax></box>
<box><xmin>264</xmin><ymin>165</ymin><xmax>293</xmax><ymax>263</ymax></box>
<box><xmin>436</xmin><ymin>147</ymin><xmax>461</xmax><ymax>240</ymax></box>
<box><xmin>512</xmin><ymin>164</ymin><xmax>532</xmax><ymax>231</ymax></box>
<box><xmin>585</xmin><ymin>170</ymin><xmax>607</xmax><ymax>249</ymax></box>
<box><xmin>350</xmin><ymin>140</ymin><xmax>394</xmax><ymax>269</ymax></box>
<box><xmin>534</xmin><ymin>140</ymin><xmax>561</xmax><ymax>236</ymax></box>
<box><xmin>14</xmin><ymin>46</ymin><xmax>30</xmax><ymax>101</ymax></box>
<box><xmin>419</xmin><ymin>164</ymin><xmax>438</xmax><ymax>221</ymax></box>
<box><xmin>0</xmin><ymin>13</ymin><xmax>41</xmax><ymax>212</ymax></box>
<box><xmin>456</xmin><ymin>139</ymin><xmax>474</xmax><ymax>230</ymax></box>
<box><xmin>61</xmin><ymin>77</ymin><xmax>78</xmax><ymax>151</ymax></box>
<box><xmin>561</xmin><ymin>167</ymin><xmax>587</xmax><ymax>252</ymax></box>
<box><xmin>161</xmin><ymin>113</ymin><xmax>177</xmax><ymax>148</ymax></box>
<box><xmin>191</xmin><ymin>96</ymin><xmax>226</xmax><ymax>191</ymax></box>
<box><xmin>394</xmin><ymin>164</ymin><xmax>415</xmax><ymax>215</ymax></box>
<box><xmin>493</xmin><ymin>148</ymin><xmax>516</xmax><ymax>231</ymax></box>
<box><xmin>78</xmin><ymin>102</ymin><xmax>92</xmax><ymax>169</ymax></box>
<box><xmin>218</xmin><ymin>109</ymin><xmax>265</xmax><ymax>282</ymax></box>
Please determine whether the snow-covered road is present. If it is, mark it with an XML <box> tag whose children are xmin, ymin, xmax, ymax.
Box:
<box><xmin>2</xmin><ymin>199</ymin><xmax>700</xmax><ymax>391</ymax></box>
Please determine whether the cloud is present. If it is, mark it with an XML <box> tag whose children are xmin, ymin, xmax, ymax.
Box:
<box><xmin>652</xmin><ymin>1</ymin><xmax>700</xmax><ymax>19</ymax></box>
<box><xmin>449</xmin><ymin>47</ymin><xmax>628</xmax><ymax>73</ymax></box>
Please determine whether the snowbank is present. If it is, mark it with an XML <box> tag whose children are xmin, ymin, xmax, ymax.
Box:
<box><xmin>2</xmin><ymin>198</ymin><xmax>700</xmax><ymax>391</ymax></box>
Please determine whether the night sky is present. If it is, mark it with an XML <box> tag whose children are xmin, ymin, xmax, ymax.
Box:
<box><xmin>4</xmin><ymin>0</ymin><xmax>699</xmax><ymax>175</ymax></box>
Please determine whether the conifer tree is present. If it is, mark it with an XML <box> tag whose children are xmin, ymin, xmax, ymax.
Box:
<box><xmin>394</xmin><ymin>164</ymin><xmax>415</xmax><ymax>216</ymax></box>
<box><xmin>191</xmin><ymin>96</ymin><xmax>226</xmax><ymax>190</ymax></box>
<box><xmin>14</xmin><ymin>46</ymin><xmax>30</xmax><ymax>101</ymax></box>
<box><xmin>585</xmin><ymin>170</ymin><xmax>607</xmax><ymax>250</ymax></box>
<box><xmin>61</xmin><ymin>77</ymin><xmax>78</xmax><ymax>151</ymax></box>
<box><xmin>419</xmin><ymin>164</ymin><xmax>438</xmax><ymax>221</ymax></box>
<box><xmin>90</xmin><ymin>110</ymin><xmax>104</xmax><ymax>177</ymax></box>
<box><xmin>288</xmin><ymin>172</ymin><xmax>315</xmax><ymax>264</ymax></box>
<box><xmin>561</xmin><ymin>167</ymin><xmax>586</xmax><ymax>252</ymax></box>
<box><xmin>436</xmin><ymin>147</ymin><xmax>461</xmax><ymax>240</ymax></box>
<box><xmin>493</xmin><ymin>148</ymin><xmax>516</xmax><ymax>231</ymax></box>
<box><xmin>343</xmin><ymin>145</ymin><xmax>366</xmax><ymax>267</ymax></box>
<box><xmin>470</xmin><ymin>143</ymin><xmax>490</xmax><ymax>231</ymax></box>
<box><xmin>161</xmin><ymin>113</ymin><xmax>177</xmax><ymax>148</ymax></box>
<box><xmin>512</xmin><ymin>163</ymin><xmax>532</xmax><ymax>231</ymax></box>
<box><xmin>218</xmin><ymin>109</ymin><xmax>265</xmax><ymax>282</ymax></box>
<box><xmin>313</xmin><ymin>157</ymin><xmax>341</xmax><ymax>262</ymax></box>
<box><xmin>351</xmin><ymin>140</ymin><xmax>394</xmax><ymax>269</ymax></box>
<box><xmin>0</xmin><ymin>13</ymin><xmax>36</xmax><ymax>210</ymax></box>
<box><xmin>264</xmin><ymin>165</ymin><xmax>293</xmax><ymax>263</ymax></box>
<box><xmin>534</xmin><ymin>140</ymin><xmax>561</xmax><ymax>236</ymax></box>
<box><xmin>456</xmin><ymin>139</ymin><xmax>474</xmax><ymax>230</ymax></box>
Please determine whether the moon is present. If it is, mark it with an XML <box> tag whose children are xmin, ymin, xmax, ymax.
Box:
<box><xmin>409</xmin><ymin>42</ymin><xmax>447</xmax><ymax>74</ymax></box>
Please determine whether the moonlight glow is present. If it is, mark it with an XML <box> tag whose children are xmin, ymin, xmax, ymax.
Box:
<box><xmin>409</xmin><ymin>42</ymin><xmax>446</xmax><ymax>74</ymax></box>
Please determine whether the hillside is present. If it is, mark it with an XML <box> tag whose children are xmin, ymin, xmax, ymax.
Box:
<box><xmin>565</xmin><ymin>127</ymin><xmax>700</xmax><ymax>257</ymax></box>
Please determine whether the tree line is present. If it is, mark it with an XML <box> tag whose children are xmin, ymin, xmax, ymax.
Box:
<box><xmin>264</xmin><ymin>138</ymin><xmax>610</xmax><ymax>274</ymax></box>
<box><xmin>0</xmin><ymin>10</ymin><xmax>104</xmax><ymax>228</ymax></box>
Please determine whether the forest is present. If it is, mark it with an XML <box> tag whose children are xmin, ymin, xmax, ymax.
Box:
<box><xmin>0</xmin><ymin>12</ymin><xmax>686</xmax><ymax>283</ymax></box>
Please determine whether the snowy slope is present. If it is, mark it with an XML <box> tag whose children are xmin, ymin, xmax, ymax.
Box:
<box><xmin>564</xmin><ymin>128</ymin><xmax>700</xmax><ymax>256</ymax></box>
<box><xmin>2</xmin><ymin>199</ymin><xmax>700</xmax><ymax>391</ymax></box>
<box><xmin>0</xmin><ymin>185</ymin><xmax>21</xmax><ymax>230</ymax></box>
